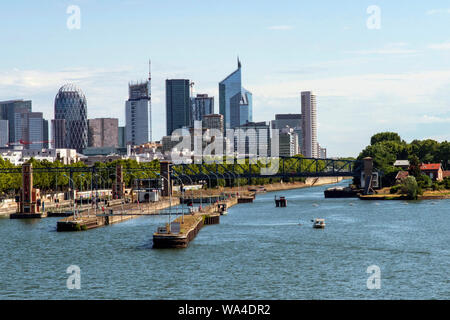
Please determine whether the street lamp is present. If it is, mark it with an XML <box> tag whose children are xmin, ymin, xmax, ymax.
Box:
<box><xmin>172</xmin><ymin>175</ymin><xmax>186</xmax><ymax>224</ymax></box>
<box><xmin>176</xmin><ymin>173</ymin><xmax>195</xmax><ymax>213</ymax></box>
<box><xmin>63</xmin><ymin>174</ymin><xmax>76</xmax><ymax>217</ymax></box>
<box><xmin>157</xmin><ymin>174</ymin><xmax>173</xmax><ymax>233</ymax></box>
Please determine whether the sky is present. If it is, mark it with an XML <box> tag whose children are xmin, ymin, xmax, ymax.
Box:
<box><xmin>1</xmin><ymin>0</ymin><xmax>450</xmax><ymax>157</ymax></box>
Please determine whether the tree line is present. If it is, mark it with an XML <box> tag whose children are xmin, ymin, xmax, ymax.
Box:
<box><xmin>0</xmin><ymin>155</ymin><xmax>339</xmax><ymax>197</ymax></box>
<box><xmin>357</xmin><ymin>132</ymin><xmax>450</xmax><ymax>187</ymax></box>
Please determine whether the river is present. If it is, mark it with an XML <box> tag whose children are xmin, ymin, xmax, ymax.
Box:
<box><xmin>0</xmin><ymin>180</ymin><xmax>448</xmax><ymax>299</ymax></box>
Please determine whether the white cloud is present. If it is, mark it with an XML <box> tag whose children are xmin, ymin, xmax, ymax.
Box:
<box><xmin>267</xmin><ymin>25</ymin><xmax>293</xmax><ymax>30</ymax></box>
<box><xmin>417</xmin><ymin>115</ymin><xmax>450</xmax><ymax>124</ymax></box>
<box><xmin>0</xmin><ymin>67</ymin><xmax>135</xmax><ymax>126</ymax></box>
<box><xmin>345</xmin><ymin>43</ymin><xmax>418</xmax><ymax>55</ymax></box>
<box><xmin>249</xmin><ymin>69</ymin><xmax>450</xmax><ymax>156</ymax></box>
<box><xmin>428</xmin><ymin>42</ymin><xmax>450</xmax><ymax>50</ymax></box>
<box><xmin>252</xmin><ymin>69</ymin><xmax>450</xmax><ymax>105</ymax></box>
<box><xmin>426</xmin><ymin>8</ymin><xmax>450</xmax><ymax>15</ymax></box>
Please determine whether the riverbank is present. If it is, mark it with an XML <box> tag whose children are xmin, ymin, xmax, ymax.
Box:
<box><xmin>179</xmin><ymin>176</ymin><xmax>348</xmax><ymax>197</ymax></box>
<box><xmin>1</xmin><ymin>176</ymin><xmax>347</xmax><ymax>218</ymax></box>
<box><xmin>360</xmin><ymin>189</ymin><xmax>450</xmax><ymax>200</ymax></box>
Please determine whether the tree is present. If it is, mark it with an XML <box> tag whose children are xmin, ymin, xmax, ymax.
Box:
<box><xmin>370</xmin><ymin>132</ymin><xmax>402</xmax><ymax>146</ymax></box>
<box><xmin>400</xmin><ymin>176</ymin><xmax>420</xmax><ymax>200</ymax></box>
<box><xmin>408</xmin><ymin>155</ymin><xmax>421</xmax><ymax>178</ymax></box>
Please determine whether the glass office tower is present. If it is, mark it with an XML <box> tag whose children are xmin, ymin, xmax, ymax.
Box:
<box><xmin>166</xmin><ymin>79</ymin><xmax>191</xmax><ymax>136</ymax></box>
<box><xmin>53</xmin><ymin>84</ymin><xmax>88</xmax><ymax>152</ymax></box>
<box><xmin>219</xmin><ymin>59</ymin><xmax>253</xmax><ymax>130</ymax></box>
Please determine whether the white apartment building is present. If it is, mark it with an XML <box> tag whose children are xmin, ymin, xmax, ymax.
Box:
<box><xmin>301</xmin><ymin>91</ymin><xmax>318</xmax><ymax>158</ymax></box>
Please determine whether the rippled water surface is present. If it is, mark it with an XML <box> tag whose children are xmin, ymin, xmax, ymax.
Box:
<box><xmin>0</xmin><ymin>181</ymin><xmax>449</xmax><ymax>299</ymax></box>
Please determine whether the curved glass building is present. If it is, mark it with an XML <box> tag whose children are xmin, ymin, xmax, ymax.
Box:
<box><xmin>53</xmin><ymin>84</ymin><xmax>88</xmax><ymax>152</ymax></box>
<box><xmin>219</xmin><ymin>59</ymin><xmax>253</xmax><ymax>130</ymax></box>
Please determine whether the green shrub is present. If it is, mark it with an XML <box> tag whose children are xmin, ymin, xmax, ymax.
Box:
<box><xmin>432</xmin><ymin>182</ymin><xmax>443</xmax><ymax>191</ymax></box>
<box><xmin>416</xmin><ymin>174</ymin><xmax>432</xmax><ymax>189</ymax></box>
<box><xmin>444</xmin><ymin>177</ymin><xmax>450</xmax><ymax>189</ymax></box>
<box><xmin>400</xmin><ymin>176</ymin><xmax>420</xmax><ymax>200</ymax></box>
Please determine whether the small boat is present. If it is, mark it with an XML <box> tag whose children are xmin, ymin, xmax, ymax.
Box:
<box><xmin>312</xmin><ymin>218</ymin><xmax>325</xmax><ymax>229</ymax></box>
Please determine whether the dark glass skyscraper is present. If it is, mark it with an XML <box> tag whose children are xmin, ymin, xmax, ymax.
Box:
<box><xmin>53</xmin><ymin>84</ymin><xmax>88</xmax><ymax>152</ymax></box>
<box><xmin>166</xmin><ymin>79</ymin><xmax>191</xmax><ymax>136</ymax></box>
<box><xmin>190</xmin><ymin>94</ymin><xmax>214</xmax><ymax>126</ymax></box>
<box><xmin>0</xmin><ymin>99</ymin><xmax>32</xmax><ymax>144</ymax></box>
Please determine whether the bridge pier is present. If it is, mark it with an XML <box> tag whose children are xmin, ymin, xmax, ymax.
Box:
<box><xmin>10</xmin><ymin>163</ymin><xmax>44</xmax><ymax>219</ymax></box>
<box><xmin>362</xmin><ymin>157</ymin><xmax>374</xmax><ymax>195</ymax></box>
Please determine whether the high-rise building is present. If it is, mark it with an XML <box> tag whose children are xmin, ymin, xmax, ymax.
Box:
<box><xmin>43</xmin><ymin>120</ymin><xmax>49</xmax><ymax>149</ymax></box>
<box><xmin>301</xmin><ymin>91</ymin><xmax>318</xmax><ymax>158</ymax></box>
<box><xmin>293</xmin><ymin>127</ymin><xmax>303</xmax><ymax>155</ymax></box>
<box><xmin>202</xmin><ymin>114</ymin><xmax>224</xmax><ymax>133</ymax></box>
<box><xmin>0</xmin><ymin>100</ymin><xmax>32</xmax><ymax>144</ymax></box>
<box><xmin>271</xmin><ymin>114</ymin><xmax>302</xmax><ymax>156</ymax></box>
<box><xmin>118</xmin><ymin>126</ymin><xmax>126</xmax><ymax>148</ymax></box>
<box><xmin>278</xmin><ymin>127</ymin><xmax>299</xmax><ymax>157</ymax></box>
<box><xmin>88</xmin><ymin>118</ymin><xmax>119</xmax><ymax>148</ymax></box>
<box><xmin>219</xmin><ymin>59</ymin><xmax>253</xmax><ymax>130</ymax></box>
<box><xmin>271</xmin><ymin>114</ymin><xmax>302</xmax><ymax>130</ymax></box>
<box><xmin>125</xmin><ymin>81</ymin><xmax>150</xmax><ymax>146</ymax></box>
<box><xmin>318</xmin><ymin>144</ymin><xmax>327</xmax><ymax>159</ymax></box>
<box><xmin>191</xmin><ymin>94</ymin><xmax>214</xmax><ymax>126</ymax></box>
<box><xmin>53</xmin><ymin>84</ymin><xmax>88</xmax><ymax>153</ymax></box>
<box><xmin>22</xmin><ymin>112</ymin><xmax>46</xmax><ymax>150</ymax></box>
<box><xmin>0</xmin><ymin>120</ymin><xmax>8</xmax><ymax>147</ymax></box>
<box><xmin>234</xmin><ymin>121</ymin><xmax>270</xmax><ymax>157</ymax></box>
<box><xmin>166</xmin><ymin>79</ymin><xmax>191</xmax><ymax>136</ymax></box>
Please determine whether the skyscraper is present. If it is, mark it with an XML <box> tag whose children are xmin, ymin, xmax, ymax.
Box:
<box><xmin>271</xmin><ymin>114</ymin><xmax>302</xmax><ymax>130</ymax></box>
<box><xmin>219</xmin><ymin>59</ymin><xmax>253</xmax><ymax>130</ymax></box>
<box><xmin>191</xmin><ymin>94</ymin><xmax>214</xmax><ymax>125</ymax></box>
<box><xmin>234</xmin><ymin>121</ymin><xmax>270</xmax><ymax>157</ymax></box>
<box><xmin>118</xmin><ymin>126</ymin><xmax>126</xmax><ymax>149</ymax></box>
<box><xmin>166</xmin><ymin>79</ymin><xmax>191</xmax><ymax>136</ymax></box>
<box><xmin>88</xmin><ymin>118</ymin><xmax>119</xmax><ymax>148</ymax></box>
<box><xmin>22</xmin><ymin>112</ymin><xmax>46</xmax><ymax>150</ymax></box>
<box><xmin>301</xmin><ymin>91</ymin><xmax>318</xmax><ymax>158</ymax></box>
<box><xmin>202</xmin><ymin>114</ymin><xmax>224</xmax><ymax>133</ymax></box>
<box><xmin>0</xmin><ymin>120</ymin><xmax>8</xmax><ymax>147</ymax></box>
<box><xmin>0</xmin><ymin>99</ymin><xmax>32</xmax><ymax>144</ymax></box>
<box><xmin>278</xmin><ymin>127</ymin><xmax>299</xmax><ymax>157</ymax></box>
<box><xmin>125</xmin><ymin>81</ymin><xmax>150</xmax><ymax>146</ymax></box>
<box><xmin>53</xmin><ymin>84</ymin><xmax>88</xmax><ymax>152</ymax></box>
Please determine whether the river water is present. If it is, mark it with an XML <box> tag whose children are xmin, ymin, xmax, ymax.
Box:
<box><xmin>0</xmin><ymin>180</ymin><xmax>448</xmax><ymax>300</ymax></box>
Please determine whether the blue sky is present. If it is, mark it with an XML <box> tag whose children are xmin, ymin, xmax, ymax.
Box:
<box><xmin>1</xmin><ymin>0</ymin><xmax>450</xmax><ymax>157</ymax></box>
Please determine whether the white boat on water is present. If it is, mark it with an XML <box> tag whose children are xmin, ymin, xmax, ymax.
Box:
<box><xmin>312</xmin><ymin>218</ymin><xmax>325</xmax><ymax>229</ymax></box>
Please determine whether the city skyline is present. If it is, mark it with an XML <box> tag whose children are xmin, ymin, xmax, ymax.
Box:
<box><xmin>1</xmin><ymin>1</ymin><xmax>450</xmax><ymax>157</ymax></box>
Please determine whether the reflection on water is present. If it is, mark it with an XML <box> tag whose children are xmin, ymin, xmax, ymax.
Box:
<box><xmin>0</xmin><ymin>180</ymin><xmax>448</xmax><ymax>300</ymax></box>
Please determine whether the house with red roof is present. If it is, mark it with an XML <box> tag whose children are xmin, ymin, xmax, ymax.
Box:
<box><xmin>420</xmin><ymin>163</ymin><xmax>443</xmax><ymax>181</ymax></box>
